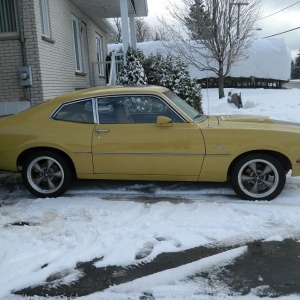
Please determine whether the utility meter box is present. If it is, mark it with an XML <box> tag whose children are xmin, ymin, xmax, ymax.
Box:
<box><xmin>19</xmin><ymin>66</ymin><xmax>33</xmax><ymax>86</ymax></box>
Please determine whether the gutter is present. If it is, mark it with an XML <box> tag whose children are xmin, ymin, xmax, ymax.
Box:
<box><xmin>16</xmin><ymin>0</ymin><xmax>27</xmax><ymax>66</ymax></box>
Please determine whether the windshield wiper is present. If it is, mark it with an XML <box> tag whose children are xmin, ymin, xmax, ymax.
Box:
<box><xmin>193</xmin><ymin>114</ymin><xmax>206</xmax><ymax>119</ymax></box>
<box><xmin>193</xmin><ymin>114</ymin><xmax>209</xmax><ymax>122</ymax></box>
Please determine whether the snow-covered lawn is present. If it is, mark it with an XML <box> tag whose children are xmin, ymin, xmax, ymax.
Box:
<box><xmin>1</xmin><ymin>87</ymin><xmax>300</xmax><ymax>300</ymax></box>
<box><xmin>203</xmin><ymin>87</ymin><xmax>300</xmax><ymax>122</ymax></box>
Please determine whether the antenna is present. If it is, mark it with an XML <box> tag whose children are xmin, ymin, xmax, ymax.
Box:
<box><xmin>204</xmin><ymin>47</ymin><xmax>212</xmax><ymax>128</ymax></box>
<box><xmin>206</xmin><ymin>70</ymin><xmax>212</xmax><ymax>128</ymax></box>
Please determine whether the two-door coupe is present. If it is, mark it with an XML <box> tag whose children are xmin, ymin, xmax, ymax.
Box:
<box><xmin>0</xmin><ymin>85</ymin><xmax>300</xmax><ymax>200</ymax></box>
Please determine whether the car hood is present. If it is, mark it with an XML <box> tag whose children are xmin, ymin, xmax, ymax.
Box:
<box><xmin>217</xmin><ymin>115</ymin><xmax>300</xmax><ymax>127</ymax></box>
<box><xmin>196</xmin><ymin>114</ymin><xmax>300</xmax><ymax>134</ymax></box>
<box><xmin>217</xmin><ymin>115</ymin><xmax>272</xmax><ymax>123</ymax></box>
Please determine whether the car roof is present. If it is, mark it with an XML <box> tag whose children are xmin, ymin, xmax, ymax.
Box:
<box><xmin>4</xmin><ymin>86</ymin><xmax>171</xmax><ymax>119</ymax></box>
<box><xmin>54</xmin><ymin>85</ymin><xmax>170</xmax><ymax>103</ymax></box>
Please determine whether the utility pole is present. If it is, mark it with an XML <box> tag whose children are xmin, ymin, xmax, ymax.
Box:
<box><xmin>230</xmin><ymin>1</ymin><xmax>249</xmax><ymax>39</ymax></box>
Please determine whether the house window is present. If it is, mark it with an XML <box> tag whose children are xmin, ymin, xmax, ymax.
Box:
<box><xmin>0</xmin><ymin>0</ymin><xmax>17</xmax><ymax>37</ymax></box>
<box><xmin>96</xmin><ymin>33</ymin><xmax>104</xmax><ymax>76</ymax></box>
<box><xmin>39</xmin><ymin>0</ymin><xmax>50</xmax><ymax>37</ymax></box>
<box><xmin>71</xmin><ymin>14</ymin><xmax>83</xmax><ymax>72</ymax></box>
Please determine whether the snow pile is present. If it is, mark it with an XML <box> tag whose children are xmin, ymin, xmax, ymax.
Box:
<box><xmin>225</xmin><ymin>38</ymin><xmax>291</xmax><ymax>80</ymax></box>
<box><xmin>109</xmin><ymin>38</ymin><xmax>291</xmax><ymax>81</ymax></box>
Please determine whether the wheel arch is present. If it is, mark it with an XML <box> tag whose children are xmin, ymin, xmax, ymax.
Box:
<box><xmin>17</xmin><ymin>147</ymin><xmax>77</xmax><ymax>177</ymax></box>
<box><xmin>228</xmin><ymin>150</ymin><xmax>291</xmax><ymax>178</ymax></box>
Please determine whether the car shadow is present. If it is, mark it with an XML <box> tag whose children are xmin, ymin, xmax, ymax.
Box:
<box><xmin>0</xmin><ymin>170</ymin><xmax>237</xmax><ymax>205</ymax></box>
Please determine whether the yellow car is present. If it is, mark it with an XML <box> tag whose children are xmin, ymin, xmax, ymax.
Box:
<box><xmin>0</xmin><ymin>86</ymin><xmax>299</xmax><ymax>200</ymax></box>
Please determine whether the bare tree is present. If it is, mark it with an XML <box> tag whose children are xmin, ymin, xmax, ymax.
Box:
<box><xmin>108</xmin><ymin>18</ymin><xmax>153</xmax><ymax>44</ymax></box>
<box><xmin>135</xmin><ymin>18</ymin><xmax>152</xmax><ymax>42</ymax></box>
<box><xmin>107</xmin><ymin>18</ymin><xmax>122</xmax><ymax>44</ymax></box>
<box><xmin>151</xmin><ymin>25</ymin><xmax>172</xmax><ymax>41</ymax></box>
<box><xmin>160</xmin><ymin>0</ymin><xmax>262</xmax><ymax>98</ymax></box>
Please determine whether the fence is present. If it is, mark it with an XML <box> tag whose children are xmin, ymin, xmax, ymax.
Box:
<box><xmin>92</xmin><ymin>52</ymin><xmax>124</xmax><ymax>87</ymax></box>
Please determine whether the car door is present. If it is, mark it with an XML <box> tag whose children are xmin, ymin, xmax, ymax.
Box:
<box><xmin>51</xmin><ymin>98</ymin><xmax>96</xmax><ymax>174</ymax></box>
<box><xmin>92</xmin><ymin>94</ymin><xmax>205</xmax><ymax>180</ymax></box>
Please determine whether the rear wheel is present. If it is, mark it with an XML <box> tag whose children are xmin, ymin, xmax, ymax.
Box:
<box><xmin>231</xmin><ymin>154</ymin><xmax>286</xmax><ymax>200</ymax></box>
<box><xmin>22</xmin><ymin>151</ymin><xmax>73</xmax><ymax>198</ymax></box>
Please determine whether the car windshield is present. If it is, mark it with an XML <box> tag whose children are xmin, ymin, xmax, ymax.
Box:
<box><xmin>163</xmin><ymin>91</ymin><xmax>206</xmax><ymax>122</ymax></box>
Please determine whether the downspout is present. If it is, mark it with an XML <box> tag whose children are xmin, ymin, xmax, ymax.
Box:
<box><xmin>16</xmin><ymin>0</ymin><xmax>30</xmax><ymax>100</ymax></box>
<box><xmin>16</xmin><ymin>0</ymin><xmax>27</xmax><ymax>66</ymax></box>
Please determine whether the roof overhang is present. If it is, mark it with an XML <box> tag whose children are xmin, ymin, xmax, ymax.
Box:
<box><xmin>70</xmin><ymin>0</ymin><xmax>148</xmax><ymax>32</ymax></box>
<box><xmin>98</xmin><ymin>19</ymin><xmax>117</xmax><ymax>33</ymax></box>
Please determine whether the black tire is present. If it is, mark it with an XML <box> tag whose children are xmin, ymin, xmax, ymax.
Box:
<box><xmin>231</xmin><ymin>153</ymin><xmax>286</xmax><ymax>201</ymax></box>
<box><xmin>22</xmin><ymin>151</ymin><xmax>73</xmax><ymax>198</ymax></box>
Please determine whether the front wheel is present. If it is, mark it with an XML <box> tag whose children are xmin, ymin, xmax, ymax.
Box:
<box><xmin>231</xmin><ymin>154</ymin><xmax>286</xmax><ymax>201</ymax></box>
<box><xmin>22</xmin><ymin>151</ymin><xmax>73</xmax><ymax>198</ymax></box>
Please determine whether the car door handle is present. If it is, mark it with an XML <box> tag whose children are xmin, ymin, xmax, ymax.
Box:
<box><xmin>95</xmin><ymin>129</ymin><xmax>110</xmax><ymax>134</ymax></box>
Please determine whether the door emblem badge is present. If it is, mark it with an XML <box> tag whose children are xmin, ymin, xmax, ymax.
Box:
<box><xmin>214</xmin><ymin>144</ymin><xmax>224</xmax><ymax>149</ymax></box>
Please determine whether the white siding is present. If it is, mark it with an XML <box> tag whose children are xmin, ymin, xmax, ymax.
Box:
<box><xmin>36</xmin><ymin>0</ymin><xmax>107</xmax><ymax>101</ymax></box>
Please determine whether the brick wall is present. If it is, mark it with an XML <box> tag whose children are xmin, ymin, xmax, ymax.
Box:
<box><xmin>0</xmin><ymin>0</ymin><xmax>109</xmax><ymax>107</ymax></box>
<box><xmin>0</xmin><ymin>0</ymin><xmax>44</xmax><ymax>106</ymax></box>
<box><xmin>0</xmin><ymin>39</ymin><xmax>24</xmax><ymax>101</ymax></box>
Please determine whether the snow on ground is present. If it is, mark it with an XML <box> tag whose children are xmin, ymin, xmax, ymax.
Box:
<box><xmin>202</xmin><ymin>87</ymin><xmax>300</xmax><ymax>122</ymax></box>
<box><xmin>1</xmin><ymin>87</ymin><xmax>300</xmax><ymax>300</ymax></box>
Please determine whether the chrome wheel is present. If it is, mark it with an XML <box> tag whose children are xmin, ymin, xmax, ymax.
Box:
<box><xmin>27</xmin><ymin>156</ymin><xmax>64</xmax><ymax>194</ymax></box>
<box><xmin>22</xmin><ymin>151</ymin><xmax>73</xmax><ymax>197</ymax></box>
<box><xmin>231</xmin><ymin>154</ymin><xmax>286</xmax><ymax>200</ymax></box>
<box><xmin>237</xmin><ymin>159</ymin><xmax>279</xmax><ymax>198</ymax></box>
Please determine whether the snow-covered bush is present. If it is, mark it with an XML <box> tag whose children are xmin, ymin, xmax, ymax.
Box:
<box><xmin>117</xmin><ymin>48</ymin><xmax>147</xmax><ymax>85</ymax></box>
<box><xmin>117</xmin><ymin>48</ymin><xmax>202</xmax><ymax>113</ymax></box>
<box><xmin>143</xmin><ymin>53</ymin><xmax>203</xmax><ymax>113</ymax></box>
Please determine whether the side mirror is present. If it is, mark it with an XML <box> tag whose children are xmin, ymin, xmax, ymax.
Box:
<box><xmin>156</xmin><ymin>116</ymin><xmax>172</xmax><ymax>126</ymax></box>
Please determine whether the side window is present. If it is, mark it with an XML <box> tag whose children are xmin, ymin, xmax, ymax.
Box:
<box><xmin>97</xmin><ymin>95</ymin><xmax>184</xmax><ymax>124</ymax></box>
<box><xmin>97</xmin><ymin>97</ymin><xmax>133</xmax><ymax>124</ymax></box>
<box><xmin>71</xmin><ymin>14</ymin><xmax>83</xmax><ymax>72</ymax></box>
<box><xmin>123</xmin><ymin>96</ymin><xmax>165</xmax><ymax>114</ymax></box>
<box><xmin>53</xmin><ymin>99</ymin><xmax>94</xmax><ymax>124</ymax></box>
<box><xmin>39</xmin><ymin>0</ymin><xmax>50</xmax><ymax>37</ymax></box>
<box><xmin>0</xmin><ymin>0</ymin><xmax>18</xmax><ymax>38</ymax></box>
<box><xmin>96</xmin><ymin>33</ymin><xmax>104</xmax><ymax>76</ymax></box>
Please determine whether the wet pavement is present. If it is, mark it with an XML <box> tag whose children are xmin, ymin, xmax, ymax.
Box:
<box><xmin>15</xmin><ymin>239</ymin><xmax>300</xmax><ymax>298</ymax></box>
<box><xmin>194</xmin><ymin>239</ymin><xmax>300</xmax><ymax>297</ymax></box>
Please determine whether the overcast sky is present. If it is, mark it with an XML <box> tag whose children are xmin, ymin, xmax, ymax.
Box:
<box><xmin>146</xmin><ymin>0</ymin><xmax>300</xmax><ymax>60</ymax></box>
